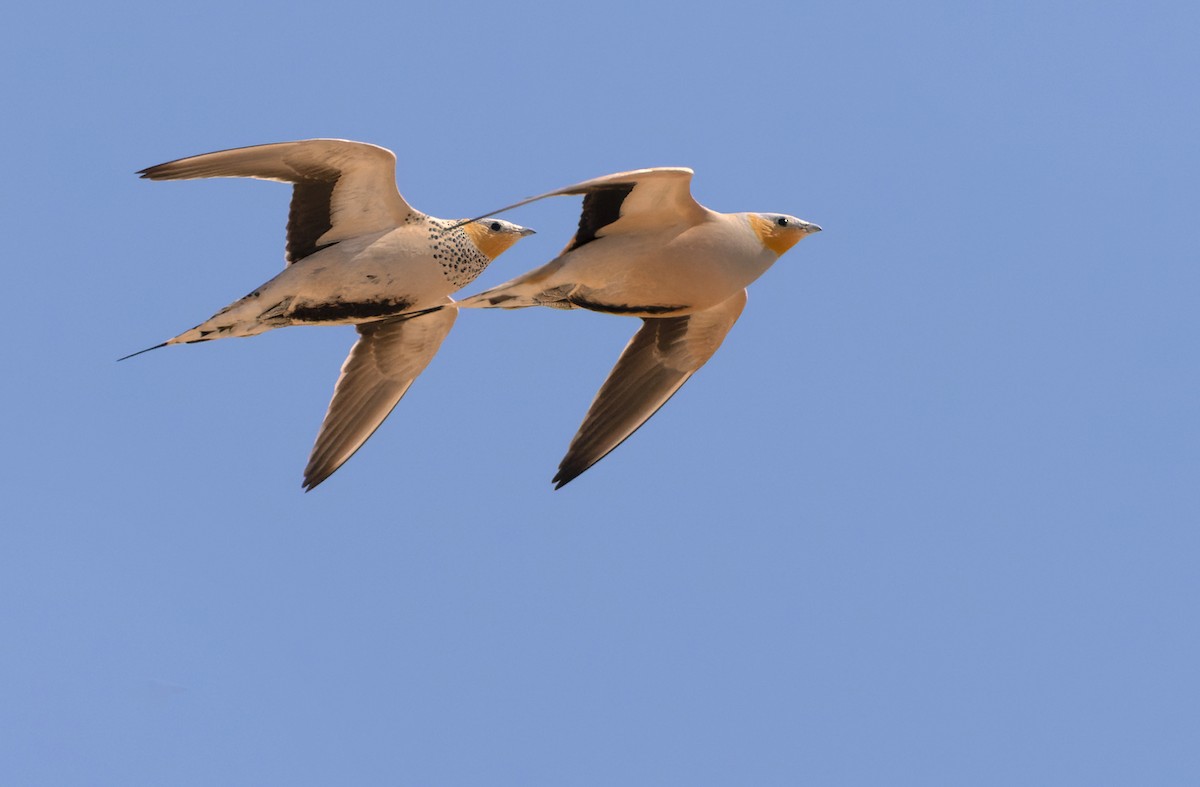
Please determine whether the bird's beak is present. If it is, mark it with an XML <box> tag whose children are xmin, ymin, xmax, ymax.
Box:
<box><xmin>801</xmin><ymin>221</ymin><xmax>822</xmax><ymax>234</ymax></box>
<box><xmin>519</xmin><ymin>227</ymin><xmax>537</xmax><ymax>237</ymax></box>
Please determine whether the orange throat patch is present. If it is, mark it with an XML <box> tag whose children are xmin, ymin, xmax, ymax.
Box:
<box><xmin>748</xmin><ymin>214</ymin><xmax>804</xmax><ymax>256</ymax></box>
<box><xmin>461</xmin><ymin>222</ymin><xmax>522</xmax><ymax>260</ymax></box>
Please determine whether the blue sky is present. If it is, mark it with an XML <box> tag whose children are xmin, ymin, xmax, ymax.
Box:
<box><xmin>4</xmin><ymin>1</ymin><xmax>1198</xmax><ymax>784</ymax></box>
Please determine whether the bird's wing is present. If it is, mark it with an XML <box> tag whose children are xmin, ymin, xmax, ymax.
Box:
<box><xmin>552</xmin><ymin>289</ymin><xmax>747</xmax><ymax>489</ymax></box>
<box><xmin>303</xmin><ymin>304</ymin><xmax>457</xmax><ymax>491</ymax></box>
<box><xmin>139</xmin><ymin>139</ymin><xmax>419</xmax><ymax>263</ymax></box>
<box><xmin>467</xmin><ymin>167</ymin><xmax>707</xmax><ymax>250</ymax></box>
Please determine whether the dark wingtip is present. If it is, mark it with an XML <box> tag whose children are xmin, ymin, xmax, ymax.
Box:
<box><xmin>117</xmin><ymin>342</ymin><xmax>168</xmax><ymax>362</ymax></box>
<box><xmin>551</xmin><ymin>469</ymin><xmax>578</xmax><ymax>490</ymax></box>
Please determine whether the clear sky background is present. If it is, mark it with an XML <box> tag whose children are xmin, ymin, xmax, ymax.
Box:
<box><xmin>3</xmin><ymin>1</ymin><xmax>1197</xmax><ymax>784</ymax></box>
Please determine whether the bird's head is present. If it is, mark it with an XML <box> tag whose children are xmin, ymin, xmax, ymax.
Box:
<box><xmin>748</xmin><ymin>213</ymin><xmax>822</xmax><ymax>256</ymax></box>
<box><xmin>460</xmin><ymin>218</ymin><xmax>536</xmax><ymax>260</ymax></box>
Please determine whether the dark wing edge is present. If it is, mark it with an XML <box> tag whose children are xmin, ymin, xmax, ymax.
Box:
<box><xmin>567</xmin><ymin>185</ymin><xmax>635</xmax><ymax>251</ymax></box>
<box><xmin>302</xmin><ymin>305</ymin><xmax>457</xmax><ymax>491</ymax></box>
<box><xmin>552</xmin><ymin>290</ymin><xmax>748</xmax><ymax>488</ymax></box>
<box><xmin>453</xmin><ymin>167</ymin><xmax>699</xmax><ymax>237</ymax></box>
<box><xmin>138</xmin><ymin>139</ymin><xmax>416</xmax><ymax>264</ymax></box>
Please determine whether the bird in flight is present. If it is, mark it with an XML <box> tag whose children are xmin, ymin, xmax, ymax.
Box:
<box><xmin>455</xmin><ymin>167</ymin><xmax>821</xmax><ymax>488</ymax></box>
<box><xmin>126</xmin><ymin>139</ymin><xmax>534</xmax><ymax>490</ymax></box>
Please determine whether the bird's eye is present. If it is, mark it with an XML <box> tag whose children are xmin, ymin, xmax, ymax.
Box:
<box><xmin>775</xmin><ymin>217</ymin><xmax>789</xmax><ymax>227</ymax></box>
<box><xmin>490</xmin><ymin>221</ymin><xmax>502</xmax><ymax>232</ymax></box>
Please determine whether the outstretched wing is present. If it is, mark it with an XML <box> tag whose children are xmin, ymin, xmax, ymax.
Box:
<box><xmin>465</xmin><ymin>167</ymin><xmax>707</xmax><ymax>249</ymax></box>
<box><xmin>454</xmin><ymin>167</ymin><xmax>709</xmax><ymax>311</ymax></box>
<box><xmin>303</xmin><ymin>304</ymin><xmax>457</xmax><ymax>491</ymax></box>
<box><xmin>553</xmin><ymin>289</ymin><xmax>747</xmax><ymax>489</ymax></box>
<box><xmin>139</xmin><ymin>139</ymin><xmax>420</xmax><ymax>263</ymax></box>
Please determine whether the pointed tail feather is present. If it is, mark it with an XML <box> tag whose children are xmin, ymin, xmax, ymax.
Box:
<box><xmin>117</xmin><ymin>342</ymin><xmax>169</xmax><ymax>362</ymax></box>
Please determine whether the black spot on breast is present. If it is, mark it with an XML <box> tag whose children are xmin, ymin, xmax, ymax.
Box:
<box><xmin>290</xmin><ymin>298</ymin><xmax>414</xmax><ymax>323</ymax></box>
<box><xmin>568</xmin><ymin>185</ymin><xmax>634</xmax><ymax>251</ymax></box>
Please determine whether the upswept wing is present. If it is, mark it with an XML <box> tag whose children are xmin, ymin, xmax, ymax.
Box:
<box><xmin>552</xmin><ymin>289</ymin><xmax>748</xmax><ymax>488</ymax></box>
<box><xmin>303</xmin><ymin>304</ymin><xmax>457</xmax><ymax>490</ymax></box>
<box><xmin>466</xmin><ymin>167</ymin><xmax>707</xmax><ymax>251</ymax></box>
<box><xmin>139</xmin><ymin>139</ymin><xmax>419</xmax><ymax>263</ymax></box>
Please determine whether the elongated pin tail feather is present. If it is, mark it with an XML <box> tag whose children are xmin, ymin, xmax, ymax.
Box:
<box><xmin>117</xmin><ymin>342</ymin><xmax>168</xmax><ymax>362</ymax></box>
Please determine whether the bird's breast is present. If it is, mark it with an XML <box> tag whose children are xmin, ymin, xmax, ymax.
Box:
<box><xmin>557</xmin><ymin>221</ymin><xmax>775</xmax><ymax>312</ymax></box>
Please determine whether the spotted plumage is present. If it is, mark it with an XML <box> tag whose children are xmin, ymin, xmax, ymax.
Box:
<box><xmin>456</xmin><ymin>166</ymin><xmax>821</xmax><ymax>488</ymax></box>
<box><xmin>424</xmin><ymin>217</ymin><xmax>498</xmax><ymax>288</ymax></box>
<box><xmin>126</xmin><ymin>138</ymin><xmax>534</xmax><ymax>490</ymax></box>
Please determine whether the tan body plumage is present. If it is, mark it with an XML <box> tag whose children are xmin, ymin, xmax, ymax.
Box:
<box><xmin>457</xmin><ymin>167</ymin><xmax>821</xmax><ymax>488</ymax></box>
<box><xmin>130</xmin><ymin>139</ymin><xmax>533</xmax><ymax>490</ymax></box>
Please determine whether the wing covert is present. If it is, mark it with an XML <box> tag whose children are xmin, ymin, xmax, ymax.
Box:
<box><xmin>552</xmin><ymin>289</ymin><xmax>747</xmax><ymax>488</ymax></box>
<box><xmin>139</xmin><ymin>139</ymin><xmax>420</xmax><ymax>263</ymax></box>
<box><xmin>303</xmin><ymin>304</ymin><xmax>457</xmax><ymax>490</ymax></box>
<box><xmin>461</xmin><ymin>167</ymin><xmax>706</xmax><ymax>251</ymax></box>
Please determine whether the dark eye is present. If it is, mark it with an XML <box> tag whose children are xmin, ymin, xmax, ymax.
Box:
<box><xmin>490</xmin><ymin>221</ymin><xmax>502</xmax><ymax>232</ymax></box>
<box><xmin>775</xmin><ymin>217</ymin><xmax>789</xmax><ymax>227</ymax></box>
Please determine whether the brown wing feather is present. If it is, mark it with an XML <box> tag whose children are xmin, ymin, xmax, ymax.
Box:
<box><xmin>553</xmin><ymin>290</ymin><xmax>747</xmax><ymax>488</ymax></box>
<box><xmin>567</xmin><ymin>185</ymin><xmax>634</xmax><ymax>251</ymax></box>
<box><xmin>459</xmin><ymin>167</ymin><xmax>704</xmax><ymax>241</ymax></box>
<box><xmin>303</xmin><ymin>305</ymin><xmax>457</xmax><ymax>490</ymax></box>
<box><xmin>139</xmin><ymin>139</ymin><xmax>418</xmax><ymax>264</ymax></box>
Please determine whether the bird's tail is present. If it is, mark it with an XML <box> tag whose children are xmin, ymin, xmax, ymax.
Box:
<box><xmin>117</xmin><ymin>342</ymin><xmax>170</xmax><ymax>362</ymax></box>
<box><xmin>116</xmin><ymin>329</ymin><xmax>220</xmax><ymax>362</ymax></box>
<box><xmin>117</xmin><ymin>296</ymin><xmax>274</xmax><ymax>361</ymax></box>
